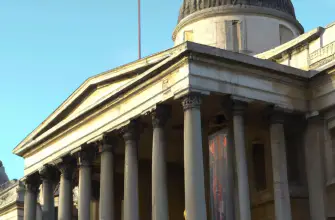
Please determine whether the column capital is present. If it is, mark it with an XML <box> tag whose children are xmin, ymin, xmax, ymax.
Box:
<box><xmin>232</xmin><ymin>99</ymin><xmax>248</xmax><ymax>116</ymax></box>
<box><xmin>97</xmin><ymin>134</ymin><xmax>117</xmax><ymax>153</ymax></box>
<box><xmin>152</xmin><ymin>104</ymin><xmax>171</xmax><ymax>128</ymax></box>
<box><xmin>25</xmin><ymin>174</ymin><xmax>41</xmax><ymax>194</ymax></box>
<box><xmin>181</xmin><ymin>94</ymin><xmax>202</xmax><ymax>111</ymax></box>
<box><xmin>267</xmin><ymin>106</ymin><xmax>287</xmax><ymax>124</ymax></box>
<box><xmin>77</xmin><ymin>146</ymin><xmax>96</xmax><ymax>167</ymax></box>
<box><xmin>39</xmin><ymin>165</ymin><xmax>58</xmax><ymax>182</ymax></box>
<box><xmin>55</xmin><ymin>157</ymin><xmax>76</xmax><ymax>181</ymax></box>
<box><xmin>122</xmin><ymin>120</ymin><xmax>140</xmax><ymax>142</ymax></box>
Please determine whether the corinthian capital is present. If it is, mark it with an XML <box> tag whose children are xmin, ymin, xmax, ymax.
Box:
<box><xmin>122</xmin><ymin>120</ymin><xmax>140</xmax><ymax>142</ymax></box>
<box><xmin>25</xmin><ymin>174</ymin><xmax>41</xmax><ymax>193</ymax></box>
<box><xmin>38</xmin><ymin>165</ymin><xmax>58</xmax><ymax>182</ymax></box>
<box><xmin>181</xmin><ymin>94</ymin><xmax>202</xmax><ymax>111</ymax></box>
<box><xmin>152</xmin><ymin>105</ymin><xmax>171</xmax><ymax>128</ymax></box>
<box><xmin>55</xmin><ymin>157</ymin><xmax>76</xmax><ymax>181</ymax></box>
<box><xmin>77</xmin><ymin>146</ymin><xmax>96</xmax><ymax>167</ymax></box>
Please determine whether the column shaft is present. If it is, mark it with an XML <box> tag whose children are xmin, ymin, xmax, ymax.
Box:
<box><xmin>233</xmin><ymin>102</ymin><xmax>251</xmax><ymax>220</ymax></box>
<box><xmin>39</xmin><ymin>165</ymin><xmax>56</xmax><ymax>220</ymax></box>
<box><xmin>152</xmin><ymin>106</ymin><xmax>169</xmax><ymax>220</ymax></box>
<box><xmin>123</xmin><ymin>122</ymin><xmax>139</xmax><ymax>220</ymax></box>
<box><xmin>24</xmin><ymin>185</ymin><xmax>38</xmax><ymax>220</ymax></box>
<box><xmin>270</xmin><ymin>119</ymin><xmax>292</xmax><ymax>220</ymax></box>
<box><xmin>43</xmin><ymin>180</ymin><xmax>55</xmax><ymax>220</ymax></box>
<box><xmin>182</xmin><ymin>95</ymin><xmax>207</xmax><ymax>220</ymax></box>
<box><xmin>58</xmin><ymin>163</ymin><xmax>74</xmax><ymax>220</ymax></box>
<box><xmin>78</xmin><ymin>148</ymin><xmax>95</xmax><ymax>220</ymax></box>
<box><xmin>226</xmin><ymin>122</ymin><xmax>235</xmax><ymax>220</ymax></box>
<box><xmin>99</xmin><ymin>140</ymin><xmax>115</xmax><ymax>220</ymax></box>
<box><xmin>304</xmin><ymin>116</ymin><xmax>327</xmax><ymax>220</ymax></box>
<box><xmin>78</xmin><ymin>166</ymin><xmax>92</xmax><ymax>220</ymax></box>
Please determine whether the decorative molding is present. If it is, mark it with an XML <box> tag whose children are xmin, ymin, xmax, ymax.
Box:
<box><xmin>181</xmin><ymin>94</ymin><xmax>202</xmax><ymax>111</ymax></box>
<box><xmin>152</xmin><ymin>105</ymin><xmax>171</xmax><ymax>128</ymax></box>
<box><xmin>38</xmin><ymin>165</ymin><xmax>58</xmax><ymax>182</ymax></box>
<box><xmin>25</xmin><ymin>174</ymin><xmax>41</xmax><ymax>194</ymax></box>
<box><xmin>232</xmin><ymin>99</ymin><xmax>248</xmax><ymax>116</ymax></box>
<box><xmin>55</xmin><ymin>157</ymin><xmax>76</xmax><ymax>181</ymax></box>
<box><xmin>98</xmin><ymin>134</ymin><xmax>117</xmax><ymax>153</ymax></box>
<box><xmin>173</xmin><ymin>5</ymin><xmax>304</xmax><ymax>40</ymax></box>
<box><xmin>77</xmin><ymin>146</ymin><xmax>96</xmax><ymax>167</ymax></box>
<box><xmin>122</xmin><ymin>120</ymin><xmax>140</xmax><ymax>143</ymax></box>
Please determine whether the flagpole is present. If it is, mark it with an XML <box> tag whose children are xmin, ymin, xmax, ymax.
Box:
<box><xmin>138</xmin><ymin>0</ymin><xmax>141</xmax><ymax>59</ymax></box>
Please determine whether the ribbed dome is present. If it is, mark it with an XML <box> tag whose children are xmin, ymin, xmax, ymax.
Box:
<box><xmin>178</xmin><ymin>0</ymin><xmax>296</xmax><ymax>22</ymax></box>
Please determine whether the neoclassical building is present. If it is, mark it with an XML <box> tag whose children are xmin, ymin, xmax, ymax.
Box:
<box><xmin>11</xmin><ymin>0</ymin><xmax>335</xmax><ymax>220</ymax></box>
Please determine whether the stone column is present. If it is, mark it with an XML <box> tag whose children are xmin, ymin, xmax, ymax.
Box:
<box><xmin>39</xmin><ymin>165</ymin><xmax>57</xmax><ymax>220</ymax></box>
<box><xmin>304</xmin><ymin>114</ymin><xmax>327</xmax><ymax>220</ymax></box>
<box><xmin>99</xmin><ymin>136</ymin><xmax>116</xmax><ymax>220</ymax></box>
<box><xmin>123</xmin><ymin>121</ymin><xmax>139</xmax><ymax>220</ymax></box>
<box><xmin>182</xmin><ymin>94</ymin><xmax>207</xmax><ymax>220</ymax></box>
<box><xmin>24</xmin><ymin>174</ymin><xmax>41</xmax><ymax>220</ymax></box>
<box><xmin>57</xmin><ymin>159</ymin><xmax>75</xmax><ymax>220</ymax></box>
<box><xmin>232</xmin><ymin>100</ymin><xmax>251</xmax><ymax>220</ymax></box>
<box><xmin>152</xmin><ymin>105</ymin><xmax>170</xmax><ymax>220</ymax></box>
<box><xmin>78</xmin><ymin>148</ymin><xmax>95</xmax><ymax>220</ymax></box>
<box><xmin>269</xmin><ymin>110</ymin><xmax>292</xmax><ymax>220</ymax></box>
<box><xmin>226</xmin><ymin>117</ymin><xmax>236</xmax><ymax>220</ymax></box>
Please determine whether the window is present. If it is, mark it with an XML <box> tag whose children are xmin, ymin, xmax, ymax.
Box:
<box><xmin>232</xmin><ymin>20</ymin><xmax>241</xmax><ymax>52</ymax></box>
<box><xmin>184</xmin><ymin>30</ymin><xmax>194</xmax><ymax>42</ymax></box>
<box><xmin>280</xmin><ymin>24</ymin><xmax>293</xmax><ymax>44</ymax></box>
<box><xmin>225</xmin><ymin>20</ymin><xmax>246</xmax><ymax>52</ymax></box>
<box><xmin>252</xmin><ymin>143</ymin><xmax>267</xmax><ymax>191</ymax></box>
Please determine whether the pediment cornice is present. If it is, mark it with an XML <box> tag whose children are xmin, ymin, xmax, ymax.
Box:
<box><xmin>13</xmin><ymin>44</ymin><xmax>188</xmax><ymax>156</ymax></box>
<box><xmin>14</xmin><ymin>42</ymin><xmax>309</xmax><ymax>157</ymax></box>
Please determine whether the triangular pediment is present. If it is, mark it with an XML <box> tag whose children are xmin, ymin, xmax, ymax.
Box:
<box><xmin>13</xmin><ymin>44</ymin><xmax>188</xmax><ymax>155</ymax></box>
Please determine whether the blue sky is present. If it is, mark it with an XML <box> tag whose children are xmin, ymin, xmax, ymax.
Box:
<box><xmin>0</xmin><ymin>0</ymin><xmax>334</xmax><ymax>180</ymax></box>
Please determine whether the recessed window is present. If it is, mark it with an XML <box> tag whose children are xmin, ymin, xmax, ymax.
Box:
<box><xmin>252</xmin><ymin>143</ymin><xmax>267</xmax><ymax>191</ymax></box>
<box><xmin>280</xmin><ymin>24</ymin><xmax>293</xmax><ymax>44</ymax></box>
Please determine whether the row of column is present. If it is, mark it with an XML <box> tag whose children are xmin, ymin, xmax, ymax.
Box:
<box><xmin>23</xmin><ymin>94</ymin><xmax>296</xmax><ymax>220</ymax></box>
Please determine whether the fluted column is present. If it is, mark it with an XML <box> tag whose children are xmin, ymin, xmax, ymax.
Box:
<box><xmin>57</xmin><ymin>159</ymin><xmax>75</xmax><ymax>220</ymax></box>
<box><xmin>99</xmin><ymin>136</ymin><xmax>116</xmax><ymax>220</ymax></box>
<box><xmin>304</xmin><ymin>114</ymin><xmax>327</xmax><ymax>220</ymax></box>
<box><xmin>270</xmin><ymin>110</ymin><xmax>292</xmax><ymax>220</ymax></box>
<box><xmin>24</xmin><ymin>174</ymin><xmax>41</xmax><ymax>220</ymax></box>
<box><xmin>123</xmin><ymin>121</ymin><xmax>139</xmax><ymax>220</ymax></box>
<box><xmin>182</xmin><ymin>94</ymin><xmax>207</xmax><ymax>220</ymax></box>
<box><xmin>78</xmin><ymin>148</ymin><xmax>95</xmax><ymax>220</ymax></box>
<box><xmin>232</xmin><ymin>100</ymin><xmax>251</xmax><ymax>220</ymax></box>
<box><xmin>39</xmin><ymin>165</ymin><xmax>57</xmax><ymax>220</ymax></box>
<box><xmin>152</xmin><ymin>105</ymin><xmax>170</xmax><ymax>220</ymax></box>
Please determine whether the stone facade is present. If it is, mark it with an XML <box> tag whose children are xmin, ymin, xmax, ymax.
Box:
<box><xmin>7</xmin><ymin>0</ymin><xmax>335</xmax><ymax>220</ymax></box>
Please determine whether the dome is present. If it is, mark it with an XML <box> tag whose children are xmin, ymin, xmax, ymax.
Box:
<box><xmin>178</xmin><ymin>0</ymin><xmax>296</xmax><ymax>23</ymax></box>
<box><xmin>0</xmin><ymin>161</ymin><xmax>9</xmax><ymax>186</ymax></box>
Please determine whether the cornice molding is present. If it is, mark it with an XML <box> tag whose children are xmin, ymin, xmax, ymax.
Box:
<box><xmin>13</xmin><ymin>43</ymin><xmax>188</xmax><ymax>156</ymax></box>
<box><xmin>172</xmin><ymin>5</ymin><xmax>304</xmax><ymax>41</ymax></box>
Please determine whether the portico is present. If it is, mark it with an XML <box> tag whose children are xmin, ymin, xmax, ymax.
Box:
<box><xmin>14</xmin><ymin>41</ymin><xmax>318</xmax><ymax>220</ymax></box>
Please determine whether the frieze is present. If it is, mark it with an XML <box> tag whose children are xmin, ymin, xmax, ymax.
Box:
<box><xmin>309</xmin><ymin>41</ymin><xmax>335</xmax><ymax>69</ymax></box>
<box><xmin>0</xmin><ymin>188</ymin><xmax>18</xmax><ymax>209</ymax></box>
